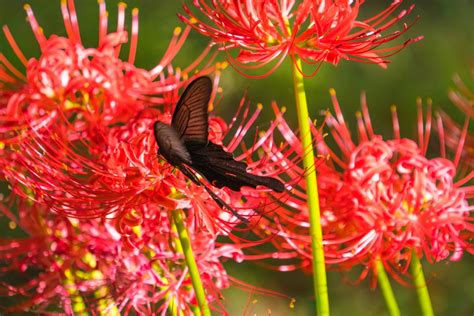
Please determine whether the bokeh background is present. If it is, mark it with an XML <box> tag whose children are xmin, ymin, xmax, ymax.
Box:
<box><xmin>0</xmin><ymin>0</ymin><xmax>472</xmax><ymax>315</ymax></box>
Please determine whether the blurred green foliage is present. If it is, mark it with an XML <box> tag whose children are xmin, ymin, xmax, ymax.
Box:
<box><xmin>0</xmin><ymin>0</ymin><xmax>472</xmax><ymax>315</ymax></box>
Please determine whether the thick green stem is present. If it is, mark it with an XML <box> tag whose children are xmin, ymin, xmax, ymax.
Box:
<box><xmin>375</xmin><ymin>259</ymin><xmax>400</xmax><ymax>316</ymax></box>
<box><xmin>172</xmin><ymin>210</ymin><xmax>211</xmax><ymax>316</ymax></box>
<box><xmin>411</xmin><ymin>252</ymin><xmax>434</xmax><ymax>316</ymax></box>
<box><xmin>290</xmin><ymin>56</ymin><xmax>329</xmax><ymax>316</ymax></box>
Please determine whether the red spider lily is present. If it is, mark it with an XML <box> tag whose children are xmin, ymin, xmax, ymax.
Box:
<box><xmin>0</xmin><ymin>0</ymin><xmax>217</xmax><ymax>148</ymax></box>
<box><xmin>244</xmin><ymin>90</ymin><xmax>474</xmax><ymax>282</ymax></box>
<box><xmin>181</xmin><ymin>0</ymin><xmax>422</xmax><ymax>77</ymax></box>
<box><xmin>320</xmin><ymin>92</ymin><xmax>473</xmax><ymax>280</ymax></box>
<box><xmin>437</xmin><ymin>75</ymin><xmax>474</xmax><ymax>173</ymax></box>
<box><xmin>230</xmin><ymin>102</ymin><xmax>338</xmax><ymax>271</ymax></box>
<box><xmin>4</xmin><ymin>88</ymin><xmax>294</xmax><ymax>235</ymax></box>
<box><xmin>0</xmin><ymin>0</ymin><xmax>255</xmax><ymax>234</ymax></box>
<box><xmin>0</xmin><ymin>194</ymin><xmax>242</xmax><ymax>315</ymax></box>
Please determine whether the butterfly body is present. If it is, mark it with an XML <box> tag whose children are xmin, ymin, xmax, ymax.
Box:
<box><xmin>154</xmin><ymin>121</ymin><xmax>192</xmax><ymax>166</ymax></box>
<box><xmin>153</xmin><ymin>76</ymin><xmax>284</xmax><ymax>221</ymax></box>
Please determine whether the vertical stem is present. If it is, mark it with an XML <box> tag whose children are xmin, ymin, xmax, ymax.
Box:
<box><xmin>290</xmin><ymin>56</ymin><xmax>330</xmax><ymax>316</ymax></box>
<box><xmin>64</xmin><ymin>268</ymin><xmax>89</xmax><ymax>316</ymax></box>
<box><xmin>172</xmin><ymin>210</ymin><xmax>211</xmax><ymax>316</ymax></box>
<box><xmin>411</xmin><ymin>251</ymin><xmax>434</xmax><ymax>316</ymax></box>
<box><xmin>375</xmin><ymin>259</ymin><xmax>400</xmax><ymax>316</ymax></box>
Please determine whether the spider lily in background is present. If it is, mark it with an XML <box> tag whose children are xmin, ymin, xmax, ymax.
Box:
<box><xmin>0</xmin><ymin>192</ymin><xmax>247</xmax><ymax>315</ymax></box>
<box><xmin>437</xmin><ymin>75</ymin><xmax>474</xmax><ymax>175</ymax></box>
<box><xmin>181</xmin><ymin>0</ymin><xmax>422</xmax><ymax>77</ymax></box>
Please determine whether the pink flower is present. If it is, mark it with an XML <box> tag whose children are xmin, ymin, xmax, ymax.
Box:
<box><xmin>0</xmin><ymin>194</ymin><xmax>242</xmax><ymax>314</ymax></box>
<box><xmin>437</xmin><ymin>74</ymin><xmax>474</xmax><ymax>173</ymax></box>
<box><xmin>321</xmin><ymin>91</ymin><xmax>473</xmax><ymax>278</ymax></box>
<box><xmin>181</xmin><ymin>0</ymin><xmax>422</xmax><ymax>77</ymax></box>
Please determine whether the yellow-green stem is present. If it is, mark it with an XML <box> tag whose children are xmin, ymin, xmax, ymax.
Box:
<box><xmin>290</xmin><ymin>56</ymin><xmax>329</xmax><ymax>316</ymax></box>
<box><xmin>64</xmin><ymin>268</ymin><xmax>88</xmax><ymax>316</ymax></box>
<box><xmin>411</xmin><ymin>251</ymin><xmax>434</xmax><ymax>316</ymax></box>
<box><xmin>172</xmin><ymin>210</ymin><xmax>211</xmax><ymax>316</ymax></box>
<box><xmin>375</xmin><ymin>259</ymin><xmax>400</xmax><ymax>316</ymax></box>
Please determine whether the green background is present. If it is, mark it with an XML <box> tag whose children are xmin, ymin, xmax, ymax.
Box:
<box><xmin>0</xmin><ymin>0</ymin><xmax>472</xmax><ymax>315</ymax></box>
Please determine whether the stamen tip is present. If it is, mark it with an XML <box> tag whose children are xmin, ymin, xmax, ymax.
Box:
<box><xmin>173</xmin><ymin>26</ymin><xmax>182</xmax><ymax>36</ymax></box>
<box><xmin>8</xmin><ymin>221</ymin><xmax>16</xmax><ymax>230</ymax></box>
<box><xmin>329</xmin><ymin>88</ymin><xmax>336</xmax><ymax>96</ymax></box>
<box><xmin>289</xmin><ymin>298</ymin><xmax>296</xmax><ymax>308</ymax></box>
<box><xmin>217</xmin><ymin>61</ymin><xmax>228</xmax><ymax>70</ymax></box>
<box><xmin>257</xmin><ymin>103</ymin><xmax>263</xmax><ymax>110</ymax></box>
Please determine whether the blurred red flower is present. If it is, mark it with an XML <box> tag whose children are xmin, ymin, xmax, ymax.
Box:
<box><xmin>437</xmin><ymin>75</ymin><xmax>474</xmax><ymax>174</ymax></box>
<box><xmin>0</xmin><ymin>193</ymin><xmax>242</xmax><ymax>314</ymax></box>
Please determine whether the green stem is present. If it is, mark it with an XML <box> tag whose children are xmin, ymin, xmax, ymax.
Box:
<box><xmin>411</xmin><ymin>251</ymin><xmax>434</xmax><ymax>316</ymax></box>
<box><xmin>290</xmin><ymin>56</ymin><xmax>329</xmax><ymax>316</ymax></box>
<box><xmin>172</xmin><ymin>210</ymin><xmax>211</xmax><ymax>316</ymax></box>
<box><xmin>64</xmin><ymin>268</ymin><xmax>88</xmax><ymax>316</ymax></box>
<box><xmin>375</xmin><ymin>259</ymin><xmax>400</xmax><ymax>316</ymax></box>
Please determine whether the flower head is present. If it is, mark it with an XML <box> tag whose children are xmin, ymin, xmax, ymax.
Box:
<box><xmin>0</xmin><ymin>0</ymin><xmax>216</xmax><ymax>148</ymax></box>
<box><xmin>0</xmin><ymin>193</ymin><xmax>242</xmax><ymax>314</ymax></box>
<box><xmin>181</xmin><ymin>0</ymin><xmax>422</xmax><ymax>77</ymax></box>
<box><xmin>0</xmin><ymin>0</ymin><xmax>259</xmax><ymax>233</ymax></box>
<box><xmin>246</xmin><ymin>90</ymin><xmax>473</xmax><ymax>281</ymax></box>
<box><xmin>437</xmin><ymin>74</ymin><xmax>474</xmax><ymax>173</ymax></box>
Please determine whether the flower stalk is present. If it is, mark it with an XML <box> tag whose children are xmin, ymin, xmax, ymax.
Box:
<box><xmin>375</xmin><ymin>259</ymin><xmax>400</xmax><ymax>316</ymax></box>
<box><xmin>290</xmin><ymin>55</ymin><xmax>329</xmax><ymax>316</ymax></box>
<box><xmin>63</xmin><ymin>268</ymin><xmax>88</xmax><ymax>316</ymax></box>
<box><xmin>411</xmin><ymin>252</ymin><xmax>434</xmax><ymax>316</ymax></box>
<box><xmin>171</xmin><ymin>209</ymin><xmax>211</xmax><ymax>316</ymax></box>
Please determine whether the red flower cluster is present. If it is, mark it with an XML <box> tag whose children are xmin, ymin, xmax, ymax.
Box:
<box><xmin>0</xmin><ymin>1</ymin><xmax>291</xmax><ymax>313</ymax></box>
<box><xmin>181</xmin><ymin>0</ymin><xmax>422</xmax><ymax>76</ymax></box>
<box><xmin>0</xmin><ymin>193</ymin><xmax>244</xmax><ymax>314</ymax></box>
<box><xmin>246</xmin><ymin>90</ymin><xmax>473</xmax><ymax>282</ymax></box>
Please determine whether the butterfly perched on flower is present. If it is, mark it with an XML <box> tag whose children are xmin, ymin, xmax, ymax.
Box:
<box><xmin>153</xmin><ymin>76</ymin><xmax>284</xmax><ymax>222</ymax></box>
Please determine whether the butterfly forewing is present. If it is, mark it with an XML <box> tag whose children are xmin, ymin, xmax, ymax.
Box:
<box><xmin>172</xmin><ymin>76</ymin><xmax>213</xmax><ymax>144</ymax></box>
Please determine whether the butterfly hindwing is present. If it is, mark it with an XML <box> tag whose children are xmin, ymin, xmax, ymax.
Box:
<box><xmin>172</xmin><ymin>76</ymin><xmax>213</xmax><ymax>144</ymax></box>
<box><xmin>187</xmin><ymin>141</ymin><xmax>285</xmax><ymax>193</ymax></box>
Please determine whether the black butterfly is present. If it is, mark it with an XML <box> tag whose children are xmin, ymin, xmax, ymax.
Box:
<box><xmin>153</xmin><ymin>76</ymin><xmax>284</xmax><ymax>222</ymax></box>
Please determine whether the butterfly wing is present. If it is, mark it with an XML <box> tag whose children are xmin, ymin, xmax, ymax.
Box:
<box><xmin>172</xmin><ymin>76</ymin><xmax>213</xmax><ymax>144</ymax></box>
<box><xmin>187</xmin><ymin>141</ymin><xmax>285</xmax><ymax>193</ymax></box>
